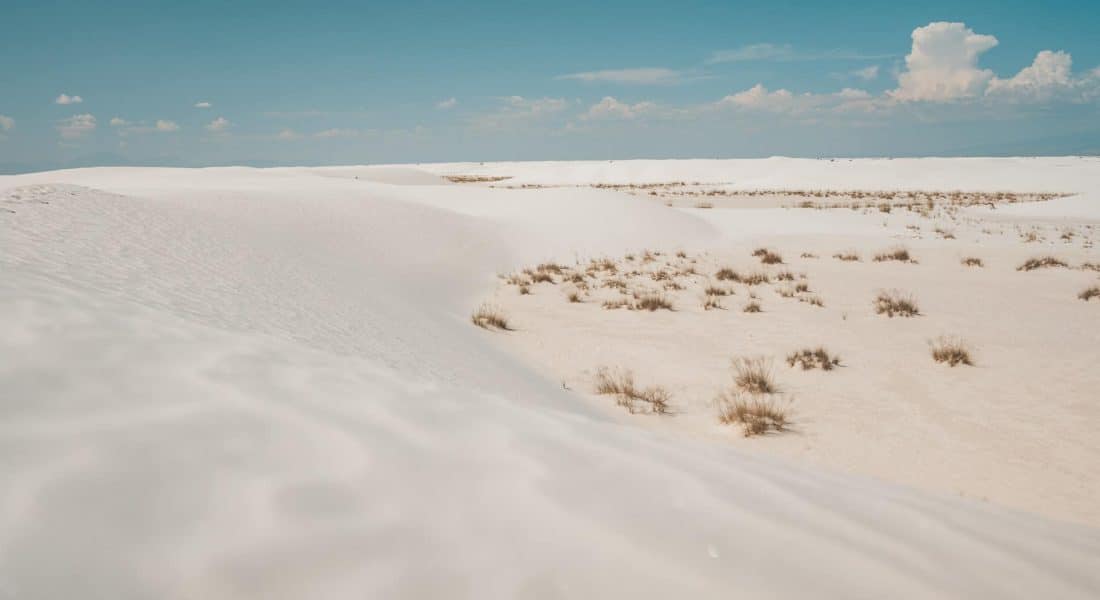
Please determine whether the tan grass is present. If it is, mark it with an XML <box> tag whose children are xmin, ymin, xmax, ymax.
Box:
<box><xmin>930</xmin><ymin>336</ymin><xmax>973</xmax><ymax>366</ymax></box>
<box><xmin>961</xmin><ymin>257</ymin><xmax>984</xmax><ymax>267</ymax></box>
<box><xmin>716</xmin><ymin>391</ymin><xmax>789</xmax><ymax>437</ymax></box>
<box><xmin>786</xmin><ymin>347</ymin><xmax>840</xmax><ymax>371</ymax></box>
<box><xmin>471</xmin><ymin>304</ymin><xmax>511</xmax><ymax>330</ymax></box>
<box><xmin>1079</xmin><ymin>286</ymin><xmax>1100</xmax><ymax>301</ymax></box>
<box><xmin>1017</xmin><ymin>256</ymin><xmax>1069</xmax><ymax>271</ymax></box>
<box><xmin>873</xmin><ymin>290</ymin><xmax>919</xmax><ymax>317</ymax></box>
<box><xmin>594</xmin><ymin>367</ymin><xmax>671</xmax><ymax>415</ymax></box>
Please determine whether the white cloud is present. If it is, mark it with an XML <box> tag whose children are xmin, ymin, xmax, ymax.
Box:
<box><xmin>0</xmin><ymin>115</ymin><xmax>14</xmax><ymax>131</ymax></box>
<box><xmin>55</xmin><ymin>93</ymin><xmax>84</xmax><ymax>105</ymax></box>
<box><xmin>436</xmin><ymin>97</ymin><xmax>457</xmax><ymax>110</ymax></box>
<box><xmin>155</xmin><ymin>120</ymin><xmax>180</xmax><ymax>132</ymax></box>
<box><xmin>109</xmin><ymin>117</ymin><xmax>130</xmax><ymax>127</ymax></box>
<box><xmin>852</xmin><ymin>65</ymin><xmax>879</xmax><ymax>81</ymax></box>
<box><xmin>108</xmin><ymin>118</ymin><xmax>180</xmax><ymax>135</ymax></box>
<box><xmin>558</xmin><ymin>68</ymin><xmax>686</xmax><ymax>85</ymax></box>
<box><xmin>314</xmin><ymin>128</ymin><xmax>360</xmax><ymax>138</ymax></box>
<box><xmin>205</xmin><ymin>117</ymin><xmax>230</xmax><ymax>133</ymax></box>
<box><xmin>57</xmin><ymin>113</ymin><xmax>96</xmax><ymax>139</ymax></box>
<box><xmin>581</xmin><ymin>97</ymin><xmax>657</xmax><ymax>120</ymax></box>
<box><xmin>890</xmin><ymin>22</ymin><xmax>998</xmax><ymax>102</ymax></box>
<box><xmin>470</xmin><ymin>96</ymin><xmax>569</xmax><ymax>130</ymax></box>
<box><xmin>709</xmin><ymin>84</ymin><xmax>876</xmax><ymax>116</ymax></box>
<box><xmin>707</xmin><ymin>44</ymin><xmax>795</xmax><ymax>64</ymax></box>
<box><xmin>194</xmin><ymin>101</ymin><xmax>212</xmax><ymax>108</ymax></box>
<box><xmin>277</xmin><ymin>129</ymin><xmax>301</xmax><ymax>140</ymax></box>
<box><xmin>986</xmin><ymin>50</ymin><xmax>1075</xmax><ymax>102</ymax></box>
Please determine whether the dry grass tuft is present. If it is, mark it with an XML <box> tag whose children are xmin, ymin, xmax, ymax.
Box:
<box><xmin>471</xmin><ymin>304</ymin><xmax>511</xmax><ymax>330</ymax></box>
<box><xmin>633</xmin><ymin>292</ymin><xmax>674</xmax><ymax>311</ymax></box>
<box><xmin>1017</xmin><ymin>256</ymin><xmax>1069</xmax><ymax>271</ymax></box>
<box><xmin>799</xmin><ymin>294</ymin><xmax>825</xmax><ymax>307</ymax></box>
<box><xmin>566</xmin><ymin>290</ymin><xmax>583</xmax><ymax>303</ymax></box>
<box><xmin>518</xmin><ymin>284</ymin><xmax>530</xmax><ymax>295</ymax></box>
<box><xmin>873</xmin><ymin>290</ymin><xmax>920</xmax><ymax>317</ymax></box>
<box><xmin>703</xmin><ymin>294</ymin><xmax>725</xmax><ymax>311</ymax></box>
<box><xmin>743</xmin><ymin>300</ymin><xmax>762</xmax><ymax>313</ymax></box>
<box><xmin>602</xmin><ymin>298</ymin><xmax>631</xmax><ymax>310</ymax></box>
<box><xmin>731</xmin><ymin>357</ymin><xmax>777</xmax><ymax>394</ymax></box>
<box><xmin>794</xmin><ymin>282</ymin><xmax>810</xmax><ymax>293</ymax></box>
<box><xmin>1080</xmin><ymin>262</ymin><xmax>1100</xmax><ymax>272</ymax></box>
<box><xmin>695</xmin><ymin>201</ymin><xmax>715</xmax><ymax>209</ymax></box>
<box><xmin>715</xmin><ymin>267</ymin><xmax>741</xmax><ymax>282</ymax></box>
<box><xmin>786</xmin><ymin>347</ymin><xmax>840</xmax><ymax>371</ymax></box>
<box><xmin>1079</xmin><ymin>286</ymin><xmax>1100</xmax><ymax>301</ymax></box>
<box><xmin>775</xmin><ymin>270</ymin><xmax>795</xmax><ymax>281</ymax></box>
<box><xmin>833</xmin><ymin>251</ymin><xmax>861</xmax><ymax>262</ymax></box>
<box><xmin>594</xmin><ymin>367</ymin><xmax>671</xmax><ymax>415</ymax></box>
<box><xmin>704</xmin><ymin>284</ymin><xmax>732</xmax><ymax>296</ymax></box>
<box><xmin>741</xmin><ymin>271</ymin><xmax>771</xmax><ymax>285</ymax></box>
<box><xmin>930</xmin><ymin>336</ymin><xmax>973</xmax><ymax>366</ymax></box>
<box><xmin>961</xmin><ymin>257</ymin><xmax>984</xmax><ymax>267</ymax></box>
<box><xmin>530</xmin><ymin>272</ymin><xmax>555</xmax><ymax>284</ymax></box>
<box><xmin>755</xmin><ymin>249</ymin><xmax>784</xmax><ymax>264</ymax></box>
<box><xmin>873</xmin><ymin>246</ymin><xmax>913</xmax><ymax>263</ymax></box>
<box><xmin>799</xmin><ymin>252</ymin><xmax>819</xmax><ymax>259</ymax></box>
<box><xmin>717</xmin><ymin>392</ymin><xmax>789</xmax><ymax>437</ymax></box>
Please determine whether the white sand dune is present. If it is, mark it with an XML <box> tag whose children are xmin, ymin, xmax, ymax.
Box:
<box><xmin>2</xmin><ymin>159</ymin><xmax>1099</xmax><ymax>599</ymax></box>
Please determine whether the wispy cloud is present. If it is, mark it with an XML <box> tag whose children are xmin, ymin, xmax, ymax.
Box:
<box><xmin>194</xmin><ymin>101</ymin><xmax>212</xmax><ymax>109</ymax></box>
<box><xmin>707</xmin><ymin>43</ymin><xmax>892</xmax><ymax>64</ymax></box>
<box><xmin>557</xmin><ymin>67</ymin><xmax>691</xmax><ymax>85</ymax></box>
<box><xmin>0</xmin><ymin>115</ymin><xmax>14</xmax><ymax>132</ymax></box>
<box><xmin>436</xmin><ymin>97</ymin><xmax>457</xmax><ymax>110</ymax></box>
<box><xmin>314</xmin><ymin>128</ymin><xmax>362</xmax><ymax>138</ymax></box>
<box><xmin>852</xmin><ymin>65</ymin><xmax>880</xmax><ymax>80</ymax></box>
<box><xmin>469</xmin><ymin>96</ymin><xmax>570</xmax><ymax>130</ymax></box>
<box><xmin>55</xmin><ymin>93</ymin><xmax>83</xmax><ymax>105</ymax></box>
<box><xmin>205</xmin><ymin>116</ymin><xmax>231</xmax><ymax>133</ymax></box>
<box><xmin>56</xmin><ymin>113</ymin><xmax>96</xmax><ymax>139</ymax></box>
<box><xmin>109</xmin><ymin>117</ymin><xmax>181</xmax><ymax>135</ymax></box>
<box><xmin>581</xmin><ymin>97</ymin><xmax>658</xmax><ymax>120</ymax></box>
<box><xmin>277</xmin><ymin>129</ymin><xmax>301</xmax><ymax>140</ymax></box>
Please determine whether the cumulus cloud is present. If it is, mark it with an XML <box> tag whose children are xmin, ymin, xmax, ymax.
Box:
<box><xmin>0</xmin><ymin>115</ymin><xmax>14</xmax><ymax>131</ymax></box>
<box><xmin>109</xmin><ymin>117</ymin><xmax>130</xmax><ymax>127</ymax></box>
<box><xmin>986</xmin><ymin>50</ymin><xmax>1076</xmax><ymax>102</ymax></box>
<box><xmin>581</xmin><ymin>97</ymin><xmax>657</xmax><ymax>120</ymax></box>
<box><xmin>194</xmin><ymin>101</ymin><xmax>212</xmax><ymax>108</ymax></box>
<box><xmin>277</xmin><ymin>129</ymin><xmax>301</xmax><ymax>140</ymax></box>
<box><xmin>709</xmin><ymin>84</ymin><xmax>875</xmax><ymax>116</ymax></box>
<box><xmin>205</xmin><ymin>117</ymin><xmax>230</xmax><ymax>133</ymax></box>
<box><xmin>707</xmin><ymin>44</ymin><xmax>891</xmax><ymax>64</ymax></box>
<box><xmin>55</xmin><ymin>93</ymin><xmax>84</xmax><ymax>105</ymax></box>
<box><xmin>155</xmin><ymin>120</ymin><xmax>180</xmax><ymax>132</ymax></box>
<box><xmin>890</xmin><ymin>22</ymin><xmax>999</xmax><ymax>102</ymax></box>
<box><xmin>436</xmin><ymin>97</ymin><xmax>457</xmax><ymax>110</ymax></box>
<box><xmin>108</xmin><ymin>117</ymin><xmax>180</xmax><ymax>134</ymax></box>
<box><xmin>558</xmin><ymin>68</ymin><xmax>686</xmax><ymax>85</ymax></box>
<box><xmin>57</xmin><ymin>113</ymin><xmax>96</xmax><ymax>139</ymax></box>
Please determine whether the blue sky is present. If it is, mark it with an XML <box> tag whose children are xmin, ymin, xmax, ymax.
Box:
<box><xmin>2</xmin><ymin>0</ymin><xmax>1099</xmax><ymax>172</ymax></box>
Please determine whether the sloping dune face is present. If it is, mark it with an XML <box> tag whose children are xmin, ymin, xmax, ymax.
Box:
<box><xmin>2</xmin><ymin>162</ymin><xmax>1099</xmax><ymax>599</ymax></box>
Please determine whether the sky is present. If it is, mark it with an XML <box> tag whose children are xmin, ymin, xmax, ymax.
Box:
<box><xmin>2</xmin><ymin>0</ymin><xmax>1099</xmax><ymax>172</ymax></box>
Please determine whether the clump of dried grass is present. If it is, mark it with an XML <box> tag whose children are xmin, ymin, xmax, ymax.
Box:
<box><xmin>716</xmin><ymin>392</ymin><xmax>789</xmax><ymax>437</ymax></box>
<box><xmin>741</xmin><ymin>271</ymin><xmax>771</xmax><ymax>285</ymax></box>
<box><xmin>798</xmin><ymin>295</ymin><xmax>824</xmax><ymax>307</ymax></box>
<box><xmin>786</xmin><ymin>347</ymin><xmax>840</xmax><ymax>371</ymax></box>
<box><xmin>743</xmin><ymin>300</ymin><xmax>762</xmax><ymax>313</ymax></box>
<box><xmin>873</xmin><ymin>290</ymin><xmax>919</xmax><ymax>317</ymax></box>
<box><xmin>929</xmin><ymin>336</ymin><xmax>973</xmax><ymax>366</ymax></box>
<box><xmin>961</xmin><ymin>257</ymin><xmax>983</xmax><ymax>267</ymax></box>
<box><xmin>715</xmin><ymin>267</ymin><xmax>741</xmax><ymax>282</ymax></box>
<box><xmin>731</xmin><ymin>357</ymin><xmax>777</xmax><ymax>394</ymax></box>
<box><xmin>1017</xmin><ymin>256</ymin><xmax>1068</xmax><ymax>271</ymax></box>
<box><xmin>754</xmin><ymin>249</ymin><xmax>784</xmax><ymax>264</ymax></box>
<box><xmin>1079</xmin><ymin>286</ymin><xmax>1100</xmax><ymax>301</ymax></box>
<box><xmin>633</xmin><ymin>292</ymin><xmax>674</xmax><ymax>311</ymax></box>
<box><xmin>873</xmin><ymin>246</ymin><xmax>913</xmax><ymax>263</ymax></box>
<box><xmin>471</xmin><ymin>304</ymin><xmax>511</xmax><ymax>330</ymax></box>
<box><xmin>594</xmin><ymin>367</ymin><xmax>671</xmax><ymax>415</ymax></box>
<box><xmin>833</xmin><ymin>251</ymin><xmax>860</xmax><ymax>262</ymax></box>
<box><xmin>703</xmin><ymin>294</ymin><xmax>725</xmax><ymax>310</ymax></box>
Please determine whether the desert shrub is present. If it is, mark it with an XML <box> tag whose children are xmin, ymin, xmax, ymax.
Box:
<box><xmin>518</xmin><ymin>285</ymin><xmax>530</xmax><ymax>295</ymax></box>
<box><xmin>798</xmin><ymin>295</ymin><xmax>824</xmax><ymax>307</ymax></box>
<box><xmin>873</xmin><ymin>290</ymin><xmax>919</xmax><ymax>317</ymax></box>
<box><xmin>731</xmin><ymin>357</ymin><xmax>777</xmax><ymax>394</ymax></box>
<box><xmin>1079</xmin><ymin>286</ymin><xmax>1100</xmax><ymax>301</ymax></box>
<box><xmin>833</xmin><ymin>251</ymin><xmax>860</xmax><ymax>262</ymax></box>
<box><xmin>704</xmin><ymin>284</ymin><xmax>732</xmax><ymax>296</ymax></box>
<box><xmin>758</xmin><ymin>249</ymin><xmax>784</xmax><ymax>264</ymax></box>
<box><xmin>537</xmin><ymin>262</ymin><xmax>565</xmax><ymax>274</ymax></box>
<box><xmin>633</xmin><ymin>292</ymin><xmax>674</xmax><ymax>311</ymax></box>
<box><xmin>775</xmin><ymin>270</ymin><xmax>795</xmax><ymax>281</ymax></box>
<box><xmin>799</xmin><ymin>252</ymin><xmax>819</xmax><ymax>259</ymax></box>
<box><xmin>794</xmin><ymin>282</ymin><xmax>810</xmax><ymax>293</ymax></box>
<box><xmin>930</xmin><ymin>336</ymin><xmax>973</xmax><ymax>366</ymax></box>
<box><xmin>716</xmin><ymin>391</ymin><xmax>789</xmax><ymax>437</ymax></box>
<box><xmin>602</xmin><ymin>298</ymin><xmax>631</xmax><ymax>310</ymax></box>
<box><xmin>594</xmin><ymin>367</ymin><xmax>671</xmax><ymax>414</ymax></box>
<box><xmin>873</xmin><ymin>246</ymin><xmax>913</xmax><ymax>263</ymax></box>
<box><xmin>530</xmin><ymin>272</ymin><xmax>555</xmax><ymax>284</ymax></box>
<box><xmin>471</xmin><ymin>304</ymin><xmax>511</xmax><ymax>330</ymax></box>
<box><xmin>715</xmin><ymin>267</ymin><xmax>741</xmax><ymax>282</ymax></box>
<box><xmin>786</xmin><ymin>347</ymin><xmax>840</xmax><ymax>371</ymax></box>
<box><xmin>741</xmin><ymin>271</ymin><xmax>771</xmax><ymax>285</ymax></box>
<box><xmin>961</xmin><ymin>257</ymin><xmax>983</xmax><ymax>267</ymax></box>
<box><xmin>743</xmin><ymin>300</ymin><xmax>762</xmax><ymax>313</ymax></box>
<box><xmin>1017</xmin><ymin>256</ymin><xmax>1069</xmax><ymax>271</ymax></box>
<box><xmin>1080</xmin><ymin>262</ymin><xmax>1100</xmax><ymax>272</ymax></box>
<box><xmin>703</xmin><ymin>294</ymin><xmax>725</xmax><ymax>310</ymax></box>
<box><xmin>567</xmin><ymin>290</ymin><xmax>583</xmax><ymax>303</ymax></box>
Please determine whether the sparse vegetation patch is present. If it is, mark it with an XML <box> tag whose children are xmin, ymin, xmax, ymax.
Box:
<box><xmin>873</xmin><ymin>290</ymin><xmax>920</xmax><ymax>317</ymax></box>
<box><xmin>930</xmin><ymin>336</ymin><xmax>973</xmax><ymax>367</ymax></box>
<box><xmin>594</xmin><ymin>367</ymin><xmax>671</xmax><ymax>415</ymax></box>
